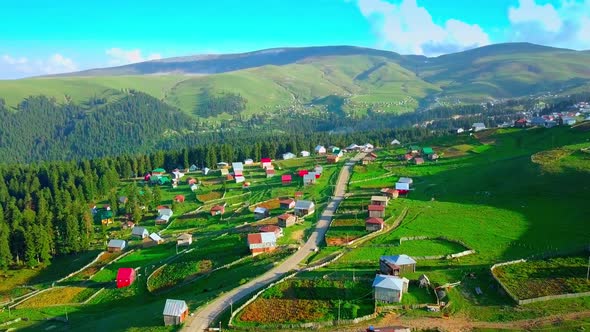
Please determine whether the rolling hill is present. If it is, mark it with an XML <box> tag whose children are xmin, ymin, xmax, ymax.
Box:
<box><xmin>0</xmin><ymin>43</ymin><xmax>589</xmax><ymax>118</ymax></box>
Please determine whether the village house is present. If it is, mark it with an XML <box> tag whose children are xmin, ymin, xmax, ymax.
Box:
<box><xmin>107</xmin><ymin>239</ymin><xmax>126</xmax><ymax>252</ymax></box>
<box><xmin>176</xmin><ymin>233</ymin><xmax>192</xmax><ymax>246</ymax></box>
<box><xmin>402</xmin><ymin>153</ymin><xmax>413</xmax><ymax>162</ymax></box>
<box><xmin>122</xmin><ymin>220</ymin><xmax>135</xmax><ymax>229</ymax></box>
<box><xmin>514</xmin><ymin>118</ymin><xmax>528</xmax><ymax>128</ymax></box>
<box><xmin>152</xmin><ymin>168</ymin><xmax>166</xmax><ymax>176</ymax></box>
<box><xmin>247</xmin><ymin>232</ymin><xmax>277</xmax><ymax>256</ymax></box>
<box><xmin>303</xmin><ymin>172</ymin><xmax>317</xmax><ymax>186</ymax></box>
<box><xmin>187</xmin><ymin>177</ymin><xmax>197</xmax><ymax>185</ymax></box>
<box><xmin>277</xmin><ymin>213</ymin><xmax>297</xmax><ymax>227</ymax></box>
<box><xmin>265</xmin><ymin>169</ymin><xmax>275</xmax><ymax>178</ymax></box>
<box><xmin>365</xmin><ymin>217</ymin><xmax>384</xmax><ymax>232</ymax></box>
<box><xmin>217</xmin><ymin>162</ymin><xmax>229</xmax><ymax>169</ymax></box>
<box><xmin>380</xmin><ymin>254</ymin><xmax>417</xmax><ymax>276</ymax></box>
<box><xmin>371</xmin><ymin>196</ymin><xmax>388</xmax><ymax>206</ymax></box>
<box><xmin>259</xmin><ymin>225</ymin><xmax>283</xmax><ymax>238</ymax></box>
<box><xmin>261</xmin><ymin>158</ymin><xmax>273</xmax><ymax>169</ymax></box>
<box><xmin>398</xmin><ymin>177</ymin><xmax>413</xmax><ymax>185</ymax></box>
<box><xmin>294</xmin><ymin>200</ymin><xmax>315</xmax><ymax>217</ymax></box>
<box><xmin>314</xmin><ymin>145</ymin><xmax>327</xmax><ymax>154</ymax></box>
<box><xmin>413</xmin><ymin>157</ymin><xmax>425</xmax><ymax>165</ymax></box>
<box><xmin>190</xmin><ymin>183</ymin><xmax>199</xmax><ymax>192</ymax></box>
<box><xmin>314</xmin><ymin>165</ymin><xmax>323</xmax><ymax>174</ymax></box>
<box><xmin>368</xmin><ymin>204</ymin><xmax>385</xmax><ymax>218</ymax></box>
<box><xmin>362</xmin><ymin>143</ymin><xmax>374</xmax><ymax>151</ymax></box>
<box><xmin>254</xmin><ymin>207</ymin><xmax>270</xmax><ymax>220</ymax></box>
<box><xmin>381</xmin><ymin>188</ymin><xmax>399</xmax><ymax>199</ymax></box>
<box><xmin>235</xmin><ymin>175</ymin><xmax>245</xmax><ymax>183</ymax></box>
<box><xmin>163</xmin><ymin>299</ymin><xmax>189</xmax><ymax>326</ymax></box>
<box><xmin>174</xmin><ymin>195</ymin><xmax>185</xmax><ymax>203</ymax></box>
<box><xmin>279</xmin><ymin>198</ymin><xmax>295</xmax><ymax>209</ymax></box>
<box><xmin>155</xmin><ymin>208</ymin><xmax>173</xmax><ymax>225</ymax></box>
<box><xmin>116</xmin><ymin>268</ymin><xmax>136</xmax><ymax>288</ymax></box>
<box><xmin>143</xmin><ymin>233</ymin><xmax>164</xmax><ymax>248</ymax></box>
<box><xmin>346</xmin><ymin>143</ymin><xmax>360</xmax><ymax>151</ymax></box>
<box><xmin>220</xmin><ymin>168</ymin><xmax>229</xmax><ymax>176</ymax></box>
<box><xmin>373</xmin><ymin>274</ymin><xmax>409</xmax><ymax>303</ymax></box>
<box><xmin>327</xmin><ymin>155</ymin><xmax>340</xmax><ymax>164</ymax></box>
<box><xmin>244</xmin><ymin>158</ymin><xmax>254</xmax><ymax>165</ymax></box>
<box><xmin>428</xmin><ymin>153</ymin><xmax>439</xmax><ymax>161</ymax></box>
<box><xmin>562</xmin><ymin>116</ymin><xmax>577</xmax><ymax>126</ymax></box>
<box><xmin>282</xmin><ymin>152</ymin><xmax>296</xmax><ymax>160</ymax></box>
<box><xmin>95</xmin><ymin>209</ymin><xmax>114</xmax><ymax>225</ymax></box>
<box><xmin>472</xmin><ymin>123</ymin><xmax>487</xmax><ymax>132</ymax></box>
<box><xmin>408</xmin><ymin>145</ymin><xmax>420</xmax><ymax>154</ymax></box>
<box><xmin>131</xmin><ymin>226</ymin><xmax>149</xmax><ymax>239</ymax></box>
<box><xmin>226</xmin><ymin>174</ymin><xmax>235</xmax><ymax>181</ymax></box>
<box><xmin>294</xmin><ymin>191</ymin><xmax>304</xmax><ymax>199</ymax></box>
<box><xmin>421</xmin><ymin>147</ymin><xmax>434</xmax><ymax>155</ymax></box>
<box><xmin>395</xmin><ymin>182</ymin><xmax>410</xmax><ymax>195</ymax></box>
<box><xmin>232</xmin><ymin>162</ymin><xmax>244</xmax><ymax>176</ymax></box>
<box><xmin>300</xmin><ymin>151</ymin><xmax>310</xmax><ymax>157</ymax></box>
<box><xmin>189</xmin><ymin>164</ymin><xmax>198</xmax><ymax>172</ymax></box>
<box><xmin>281</xmin><ymin>174</ymin><xmax>292</xmax><ymax>185</ymax></box>
<box><xmin>210</xmin><ymin>204</ymin><xmax>225</xmax><ymax>216</ymax></box>
<box><xmin>391</xmin><ymin>139</ymin><xmax>401</xmax><ymax>145</ymax></box>
<box><xmin>171</xmin><ymin>169</ymin><xmax>184</xmax><ymax>180</ymax></box>
<box><xmin>203</xmin><ymin>167</ymin><xmax>210</xmax><ymax>175</ymax></box>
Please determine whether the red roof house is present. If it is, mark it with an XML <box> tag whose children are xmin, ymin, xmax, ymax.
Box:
<box><xmin>298</xmin><ymin>170</ymin><xmax>309</xmax><ymax>177</ymax></box>
<box><xmin>279</xmin><ymin>198</ymin><xmax>296</xmax><ymax>209</ymax></box>
<box><xmin>365</xmin><ymin>217</ymin><xmax>384</xmax><ymax>232</ymax></box>
<box><xmin>210</xmin><ymin>205</ymin><xmax>225</xmax><ymax>216</ymax></box>
<box><xmin>259</xmin><ymin>225</ymin><xmax>283</xmax><ymax>237</ymax></box>
<box><xmin>116</xmin><ymin>268</ymin><xmax>136</xmax><ymax>288</ymax></box>
<box><xmin>368</xmin><ymin>204</ymin><xmax>385</xmax><ymax>218</ymax></box>
<box><xmin>294</xmin><ymin>191</ymin><xmax>303</xmax><ymax>199</ymax></box>
<box><xmin>261</xmin><ymin>158</ymin><xmax>272</xmax><ymax>163</ymax></box>
<box><xmin>413</xmin><ymin>158</ymin><xmax>425</xmax><ymax>165</ymax></box>
<box><xmin>265</xmin><ymin>169</ymin><xmax>275</xmax><ymax>178</ymax></box>
<box><xmin>174</xmin><ymin>195</ymin><xmax>185</xmax><ymax>203</ymax></box>
<box><xmin>281</xmin><ymin>174</ymin><xmax>292</xmax><ymax>184</ymax></box>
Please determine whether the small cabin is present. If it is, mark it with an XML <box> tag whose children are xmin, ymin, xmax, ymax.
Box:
<box><xmin>294</xmin><ymin>200</ymin><xmax>315</xmax><ymax>217</ymax></box>
<box><xmin>163</xmin><ymin>299</ymin><xmax>189</xmax><ymax>326</ymax></box>
<box><xmin>371</xmin><ymin>195</ymin><xmax>388</xmax><ymax>206</ymax></box>
<box><xmin>277</xmin><ymin>213</ymin><xmax>297</xmax><ymax>227</ymax></box>
<box><xmin>177</xmin><ymin>233</ymin><xmax>193</xmax><ymax>246</ymax></box>
<box><xmin>116</xmin><ymin>268</ymin><xmax>136</xmax><ymax>288</ymax></box>
<box><xmin>380</xmin><ymin>254</ymin><xmax>417</xmax><ymax>276</ymax></box>
<box><xmin>254</xmin><ymin>207</ymin><xmax>270</xmax><ymax>220</ymax></box>
<box><xmin>279</xmin><ymin>198</ymin><xmax>295</xmax><ymax>209</ymax></box>
<box><xmin>365</xmin><ymin>217</ymin><xmax>384</xmax><ymax>232</ymax></box>
<box><xmin>368</xmin><ymin>205</ymin><xmax>385</xmax><ymax>218</ymax></box>
<box><xmin>373</xmin><ymin>275</ymin><xmax>409</xmax><ymax>303</ymax></box>
<box><xmin>107</xmin><ymin>239</ymin><xmax>126</xmax><ymax>253</ymax></box>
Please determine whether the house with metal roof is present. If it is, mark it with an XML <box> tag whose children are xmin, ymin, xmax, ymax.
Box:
<box><xmin>294</xmin><ymin>200</ymin><xmax>315</xmax><ymax>217</ymax></box>
<box><xmin>131</xmin><ymin>226</ymin><xmax>149</xmax><ymax>239</ymax></box>
<box><xmin>254</xmin><ymin>207</ymin><xmax>270</xmax><ymax>220</ymax></box>
<box><xmin>380</xmin><ymin>255</ymin><xmax>417</xmax><ymax>276</ymax></box>
<box><xmin>107</xmin><ymin>239</ymin><xmax>126</xmax><ymax>252</ymax></box>
<box><xmin>247</xmin><ymin>232</ymin><xmax>277</xmax><ymax>256</ymax></box>
<box><xmin>371</xmin><ymin>196</ymin><xmax>388</xmax><ymax>206</ymax></box>
<box><xmin>372</xmin><ymin>274</ymin><xmax>409</xmax><ymax>303</ymax></box>
<box><xmin>177</xmin><ymin>233</ymin><xmax>192</xmax><ymax>246</ymax></box>
<box><xmin>163</xmin><ymin>299</ymin><xmax>189</xmax><ymax>326</ymax></box>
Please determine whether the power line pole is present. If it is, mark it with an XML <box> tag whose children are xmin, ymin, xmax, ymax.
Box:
<box><xmin>587</xmin><ymin>255</ymin><xmax>590</xmax><ymax>281</ymax></box>
<box><xmin>338</xmin><ymin>300</ymin><xmax>341</xmax><ymax>324</ymax></box>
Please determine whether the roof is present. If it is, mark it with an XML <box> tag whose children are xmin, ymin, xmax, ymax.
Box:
<box><xmin>260</xmin><ymin>225</ymin><xmax>281</xmax><ymax>233</ymax></box>
<box><xmin>368</xmin><ymin>205</ymin><xmax>385</xmax><ymax>211</ymax></box>
<box><xmin>422</xmin><ymin>147</ymin><xmax>434</xmax><ymax>154</ymax></box>
<box><xmin>158</xmin><ymin>208</ymin><xmax>173</xmax><ymax>216</ymax></box>
<box><xmin>232</xmin><ymin>162</ymin><xmax>244</xmax><ymax>170</ymax></box>
<box><xmin>365</xmin><ymin>217</ymin><xmax>384</xmax><ymax>225</ymax></box>
<box><xmin>211</xmin><ymin>205</ymin><xmax>225</xmax><ymax>211</ymax></box>
<box><xmin>266</xmin><ymin>169</ymin><xmax>275</xmax><ymax>174</ymax></box>
<box><xmin>281</xmin><ymin>175</ymin><xmax>292</xmax><ymax>181</ymax></box>
<box><xmin>149</xmin><ymin>233</ymin><xmax>163</xmax><ymax>242</ymax></box>
<box><xmin>247</xmin><ymin>232</ymin><xmax>277</xmax><ymax>244</ymax></box>
<box><xmin>395</xmin><ymin>182</ymin><xmax>410</xmax><ymax>190</ymax></box>
<box><xmin>414</xmin><ymin>157</ymin><xmax>425</xmax><ymax>163</ymax></box>
<box><xmin>254</xmin><ymin>207</ymin><xmax>268</xmax><ymax>214</ymax></box>
<box><xmin>108</xmin><ymin>239</ymin><xmax>125</xmax><ymax>248</ymax></box>
<box><xmin>163</xmin><ymin>299</ymin><xmax>188</xmax><ymax>317</ymax></box>
<box><xmin>261</xmin><ymin>158</ymin><xmax>272</xmax><ymax>163</ymax></box>
<box><xmin>371</xmin><ymin>196</ymin><xmax>388</xmax><ymax>202</ymax></box>
<box><xmin>156</xmin><ymin>214</ymin><xmax>171</xmax><ymax>222</ymax></box>
<box><xmin>152</xmin><ymin>168</ymin><xmax>166</xmax><ymax>173</ymax></box>
<box><xmin>398</xmin><ymin>177</ymin><xmax>413</xmax><ymax>183</ymax></box>
<box><xmin>315</xmin><ymin>145</ymin><xmax>325</xmax><ymax>150</ymax></box>
<box><xmin>132</xmin><ymin>227</ymin><xmax>148</xmax><ymax>236</ymax></box>
<box><xmin>372</xmin><ymin>275</ymin><xmax>409</xmax><ymax>291</ymax></box>
<box><xmin>278</xmin><ymin>213</ymin><xmax>295</xmax><ymax>220</ymax></box>
<box><xmin>381</xmin><ymin>254</ymin><xmax>417</xmax><ymax>266</ymax></box>
<box><xmin>409</xmin><ymin>145</ymin><xmax>420</xmax><ymax>150</ymax></box>
<box><xmin>294</xmin><ymin>200</ymin><xmax>314</xmax><ymax>210</ymax></box>
<box><xmin>177</xmin><ymin>233</ymin><xmax>192</xmax><ymax>240</ymax></box>
<box><xmin>473</xmin><ymin>122</ymin><xmax>486</xmax><ymax>127</ymax></box>
<box><xmin>117</xmin><ymin>268</ymin><xmax>134</xmax><ymax>279</ymax></box>
<box><xmin>280</xmin><ymin>198</ymin><xmax>295</xmax><ymax>205</ymax></box>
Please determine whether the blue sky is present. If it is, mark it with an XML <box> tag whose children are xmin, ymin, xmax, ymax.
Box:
<box><xmin>1</xmin><ymin>0</ymin><xmax>589</xmax><ymax>78</ymax></box>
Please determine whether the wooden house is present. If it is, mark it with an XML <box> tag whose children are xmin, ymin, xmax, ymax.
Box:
<box><xmin>176</xmin><ymin>233</ymin><xmax>193</xmax><ymax>246</ymax></box>
<box><xmin>163</xmin><ymin>299</ymin><xmax>189</xmax><ymax>326</ymax></box>
<box><xmin>294</xmin><ymin>200</ymin><xmax>315</xmax><ymax>217</ymax></box>
<box><xmin>368</xmin><ymin>204</ymin><xmax>385</xmax><ymax>218</ymax></box>
<box><xmin>155</xmin><ymin>208</ymin><xmax>173</xmax><ymax>225</ymax></box>
<box><xmin>254</xmin><ymin>207</ymin><xmax>270</xmax><ymax>220</ymax></box>
<box><xmin>265</xmin><ymin>169</ymin><xmax>276</xmax><ymax>178</ymax></box>
<box><xmin>279</xmin><ymin>198</ymin><xmax>295</xmax><ymax>209</ymax></box>
<box><xmin>371</xmin><ymin>196</ymin><xmax>388</xmax><ymax>206</ymax></box>
<box><xmin>259</xmin><ymin>225</ymin><xmax>283</xmax><ymax>238</ymax></box>
<box><xmin>413</xmin><ymin>158</ymin><xmax>425</xmax><ymax>165</ymax></box>
<box><xmin>327</xmin><ymin>155</ymin><xmax>340</xmax><ymax>164</ymax></box>
<box><xmin>131</xmin><ymin>226</ymin><xmax>149</xmax><ymax>239</ymax></box>
<box><xmin>408</xmin><ymin>145</ymin><xmax>420</xmax><ymax>154</ymax></box>
<box><xmin>261</xmin><ymin>158</ymin><xmax>273</xmax><ymax>169</ymax></box>
<box><xmin>382</xmin><ymin>189</ymin><xmax>399</xmax><ymax>199</ymax></box>
<box><xmin>314</xmin><ymin>145</ymin><xmax>326</xmax><ymax>154</ymax></box>
<box><xmin>373</xmin><ymin>275</ymin><xmax>409</xmax><ymax>303</ymax></box>
<box><xmin>143</xmin><ymin>233</ymin><xmax>164</xmax><ymax>248</ymax></box>
<box><xmin>277</xmin><ymin>213</ymin><xmax>297</xmax><ymax>227</ymax></box>
<box><xmin>379</xmin><ymin>255</ymin><xmax>417</xmax><ymax>276</ymax></box>
<box><xmin>247</xmin><ymin>232</ymin><xmax>277</xmax><ymax>256</ymax></box>
<box><xmin>152</xmin><ymin>168</ymin><xmax>166</xmax><ymax>176</ymax></box>
<box><xmin>303</xmin><ymin>173</ymin><xmax>317</xmax><ymax>186</ymax></box>
<box><xmin>116</xmin><ymin>268</ymin><xmax>136</xmax><ymax>288</ymax></box>
<box><xmin>365</xmin><ymin>217</ymin><xmax>384</xmax><ymax>232</ymax></box>
<box><xmin>395</xmin><ymin>182</ymin><xmax>410</xmax><ymax>195</ymax></box>
<box><xmin>107</xmin><ymin>239</ymin><xmax>126</xmax><ymax>252</ymax></box>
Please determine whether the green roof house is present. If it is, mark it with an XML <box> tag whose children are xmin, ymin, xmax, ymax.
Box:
<box><xmin>409</xmin><ymin>145</ymin><xmax>420</xmax><ymax>153</ymax></box>
<box><xmin>94</xmin><ymin>209</ymin><xmax>114</xmax><ymax>225</ymax></box>
<box><xmin>422</xmin><ymin>147</ymin><xmax>434</xmax><ymax>155</ymax></box>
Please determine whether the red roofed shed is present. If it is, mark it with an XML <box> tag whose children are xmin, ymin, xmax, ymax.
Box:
<box><xmin>298</xmin><ymin>170</ymin><xmax>309</xmax><ymax>177</ymax></box>
<box><xmin>116</xmin><ymin>268</ymin><xmax>136</xmax><ymax>288</ymax></box>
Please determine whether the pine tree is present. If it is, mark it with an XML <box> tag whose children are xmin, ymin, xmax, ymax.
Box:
<box><xmin>0</xmin><ymin>206</ymin><xmax>12</xmax><ymax>268</ymax></box>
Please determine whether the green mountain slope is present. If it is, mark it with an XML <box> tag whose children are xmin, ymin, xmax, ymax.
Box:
<box><xmin>0</xmin><ymin>43</ymin><xmax>589</xmax><ymax>118</ymax></box>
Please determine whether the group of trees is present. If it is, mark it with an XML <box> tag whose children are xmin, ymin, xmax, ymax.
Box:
<box><xmin>196</xmin><ymin>89</ymin><xmax>247</xmax><ymax>117</ymax></box>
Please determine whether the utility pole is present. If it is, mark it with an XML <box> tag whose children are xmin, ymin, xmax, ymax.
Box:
<box><xmin>338</xmin><ymin>300</ymin><xmax>341</xmax><ymax>324</ymax></box>
<box><xmin>587</xmin><ymin>255</ymin><xmax>590</xmax><ymax>281</ymax></box>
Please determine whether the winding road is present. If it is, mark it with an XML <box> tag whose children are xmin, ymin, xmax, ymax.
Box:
<box><xmin>182</xmin><ymin>153</ymin><xmax>365</xmax><ymax>331</ymax></box>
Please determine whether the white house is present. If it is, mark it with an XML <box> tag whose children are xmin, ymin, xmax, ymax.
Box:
<box><xmin>395</xmin><ymin>182</ymin><xmax>410</xmax><ymax>191</ymax></box>
<box><xmin>244</xmin><ymin>159</ymin><xmax>254</xmax><ymax>165</ymax></box>
<box><xmin>456</xmin><ymin>128</ymin><xmax>465</xmax><ymax>134</ymax></box>
<box><xmin>314</xmin><ymin>145</ymin><xmax>327</xmax><ymax>154</ymax></box>
<box><xmin>190</xmin><ymin>184</ymin><xmax>198</xmax><ymax>192</ymax></box>
<box><xmin>203</xmin><ymin>167</ymin><xmax>210</xmax><ymax>175</ymax></box>
<box><xmin>294</xmin><ymin>200</ymin><xmax>315</xmax><ymax>216</ymax></box>
<box><xmin>282</xmin><ymin>152</ymin><xmax>296</xmax><ymax>160</ymax></box>
<box><xmin>372</xmin><ymin>275</ymin><xmax>409</xmax><ymax>303</ymax></box>
<box><xmin>189</xmin><ymin>164</ymin><xmax>198</xmax><ymax>172</ymax></box>
<box><xmin>303</xmin><ymin>172</ymin><xmax>317</xmax><ymax>186</ymax></box>
<box><xmin>390</xmin><ymin>139</ymin><xmax>401</xmax><ymax>145</ymax></box>
<box><xmin>562</xmin><ymin>117</ymin><xmax>577</xmax><ymax>126</ymax></box>
<box><xmin>472</xmin><ymin>123</ymin><xmax>486</xmax><ymax>132</ymax></box>
<box><xmin>235</xmin><ymin>175</ymin><xmax>245</xmax><ymax>183</ymax></box>
<box><xmin>232</xmin><ymin>162</ymin><xmax>244</xmax><ymax>173</ymax></box>
<box><xmin>300</xmin><ymin>151</ymin><xmax>310</xmax><ymax>157</ymax></box>
<box><xmin>346</xmin><ymin>144</ymin><xmax>359</xmax><ymax>150</ymax></box>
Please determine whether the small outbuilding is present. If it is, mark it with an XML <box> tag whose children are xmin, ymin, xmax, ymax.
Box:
<box><xmin>365</xmin><ymin>217</ymin><xmax>384</xmax><ymax>232</ymax></box>
<box><xmin>281</xmin><ymin>174</ymin><xmax>292</xmax><ymax>185</ymax></box>
<box><xmin>413</xmin><ymin>157</ymin><xmax>425</xmax><ymax>165</ymax></box>
<box><xmin>327</xmin><ymin>155</ymin><xmax>340</xmax><ymax>164</ymax></box>
<box><xmin>247</xmin><ymin>232</ymin><xmax>277</xmax><ymax>256</ymax></box>
<box><xmin>294</xmin><ymin>200</ymin><xmax>315</xmax><ymax>217</ymax></box>
<box><xmin>177</xmin><ymin>233</ymin><xmax>193</xmax><ymax>246</ymax></box>
<box><xmin>210</xmin><ymin>205</ymin><xmax>225</xmax><ymax>216</ymax></box>
<box><xmin>368</xmin><ymin>205</ymin><xmax>385</xmax><ymax>218</ymax></box>
<box><xmin>107</xmin><ymin>239</ymin><xmax>126</xmax><ymax>252</ymax></box>
<box><xmin>163</xmin><ymin>299</ymin><xmax>189</xmax><ymax>326</ymax></box>
<box><xmin>265</xmin><ymin>169</ymin><xmax>276</xmax><ymax>178</ymax></box>
<box><xmin>279</xmin><ymin>198</ymin><xmax>296</xmax><ymax>209</ymax></box>
<box><xmin>371</xmin><ymin>196</ymin><xmax>388</xmax><ymax>206</ymax></box>
<box><xmin>116</xmin><ymin>267</ymin><xmax>136</xmax><ymax>288</ymax></box>
<box><xmin>254</xmin><ymin>207</ymin><xmax>270</xmax><ymax>220</ymax></box>
<box><xmin>174</xmin><ymin>195</ymin><xmax>185</xmax><ymax>203</ymax></box>
<box><xmin>373</xmin><ymin>275</ymin><xmax>409</xmax><ymax>303</ymax></box>
<box><xmin>131</xmin><ymin>226</ymin><xmax>149</xmax><ymax>239</ymax></box>
<box><xmin>300</xmin><ymin>151</ymin><xmax>310</xmax><ymax>157</ymax></box>
<box><xmin>380</xmin><ymin>254</ymin><xmax>417</xmax><ymax>276</ymax></box>
<box><xmin>143</xmin><ymin>233</ymin><xmax>164</xmax><ymax>248</ymax></box>
<box><xmin>277</xmin><ymin>213</ymin><xmax>297</xmax><ymax>227</ymax></box>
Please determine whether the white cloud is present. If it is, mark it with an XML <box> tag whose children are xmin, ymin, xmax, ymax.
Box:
<box><xmin>509</xmin><ymin>0</ymin><xmax>562</xmax><ymax>32</ymax></box>
<box><xmin>355</xmin><ymin>0</ymin><xmax>490</xmax><ymax>56</ymax></box>
<box><xmin>0</xmin><ymin>53</ymin><xmax>78</xmax><ymax>78</ymax></box>
<box><xmin>105</xmin><ymin>48</ymin><xmax>162</xmax><ymax>66</ymax></box>
<box><xmin>508</xmin><ymin>0</ymin><xmax>590</xmax><ymax>50</ymax></box>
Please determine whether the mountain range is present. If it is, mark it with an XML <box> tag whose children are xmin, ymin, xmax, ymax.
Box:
<box><xmin>1</xmin><ymin>42</ymin><xmax>590</xmax><ymax>118</ymax></box>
